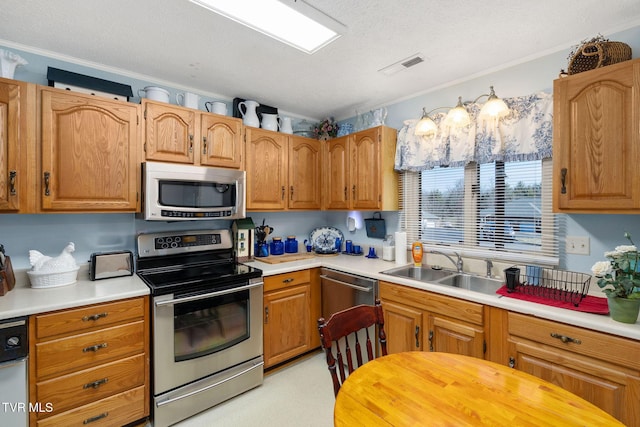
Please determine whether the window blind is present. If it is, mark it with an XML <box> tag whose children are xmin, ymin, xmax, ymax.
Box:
<box><xmin>399</xmin><ymin>159</ymin><xmax>559</xmax><ymax>265</ymax></box>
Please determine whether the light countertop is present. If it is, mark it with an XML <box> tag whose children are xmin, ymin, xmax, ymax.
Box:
<box><xmin>246</xmin><ymin>254</ymin><xmax>640</xmax><ymax>341</ymax></box>
<box><xmin>0</xmin><ymin>265</ymin><xmax>149</xmax><ymax>320</ymax></box>
<box><xmin>1</xmin><ymin>253</ymin><xmax>637</xmax><ymax>341</ymax></box>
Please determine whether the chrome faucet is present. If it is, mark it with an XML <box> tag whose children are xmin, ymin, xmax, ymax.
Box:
<box><xmin>429</xmin><ymin>250</ymin><xmax>463</xmax><ymax>273</ymax></box>
<box><xmin>485</xmin><ymin>259</ymin><xmax>494</xmax><ymax>277</ymax></box>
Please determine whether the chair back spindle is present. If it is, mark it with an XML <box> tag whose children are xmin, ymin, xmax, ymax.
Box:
<box><xmin>317</xmin><ymin>299</ymin><xmax>387</xmax><ymax>396</ymax></box>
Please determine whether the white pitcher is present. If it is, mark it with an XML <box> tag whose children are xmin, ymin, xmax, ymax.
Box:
<box><xmin>279</xmin><ymin>116</ymin><xmax>293</xmax><ymax>134</ymax></box>
<box><xmin>261</xmin><ymin>113</ymin><xmax>278</xmax><ymax>131</ymax></box>
<box><xmin>238</xmin><ymin>100</ymin><xmax>260</xmax><ymax>128</ymax></box>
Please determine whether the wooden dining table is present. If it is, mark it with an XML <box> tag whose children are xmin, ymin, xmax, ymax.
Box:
<box><xmin>334</xmin><ymin>351</ymin><xmax>623</xmax><ymax>426</ymax></box>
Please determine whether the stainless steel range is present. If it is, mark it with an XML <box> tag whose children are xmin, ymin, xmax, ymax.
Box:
<box><xmin>136</xmin><ymin>229</ymin><xmax>263</xmax><ymax>427</ymax></box>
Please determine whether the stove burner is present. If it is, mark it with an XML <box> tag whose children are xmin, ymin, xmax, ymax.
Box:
<box><xmin>135</xmin><ymin>229</ymin><xmax>262</xmax><ymax>296</ymax></box>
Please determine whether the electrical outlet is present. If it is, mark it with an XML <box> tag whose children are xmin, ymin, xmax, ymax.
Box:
<box><xmin>566</xmin><ymin>236</ymin><xmax>590</xmax><ymax>255</ymax></box>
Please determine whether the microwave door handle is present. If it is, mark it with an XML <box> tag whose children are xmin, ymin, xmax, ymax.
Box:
<box><xmin>154</xmin><ymin>281</ymin><xmax>263</xmax><ymax>307</ymax></box>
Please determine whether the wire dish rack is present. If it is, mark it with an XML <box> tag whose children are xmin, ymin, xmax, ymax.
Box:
<box><xmin>504</xmin><ymin>266</ymin><xmax>592</xmax><ymax>307</ymax></box>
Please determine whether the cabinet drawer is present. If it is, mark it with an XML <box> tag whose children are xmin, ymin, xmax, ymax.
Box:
<box><xmin>379</xmin><ymin>281</ymin><xmax>484</xmax><ymax>325</ymax></box>
<box><xmin>36</xmin><ymin>354</ymin><xmax>145</xmax><ymax>416</ymax></box>
<box><xmin>264</xmin><ymin>269</ymin><xmax>310</xmax><ymax>292</ymax></box>
<box><xmin>508</xmin><ymin>312</ymin><xmax>640</xmax><ymax>369</ymax></box>
<box><xmin>35</xmin><ymin>321</ymin><xmax>145</xmax><ymax>378</ymax></box>
<box><xmin>36</xmin><ymin>385</ymin><xmax>146</xmax><ymax>427</ymax></box>
<box><xmin>34</xmin><ymin>297</ymin><xmax>144</xmax><ymax>339</ymax></box>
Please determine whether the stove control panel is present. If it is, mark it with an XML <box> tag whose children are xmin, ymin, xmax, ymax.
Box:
<box><xmin>137</xmin><ymin>229</ymin><xmax>232</xmax><ymax>257</ymax></box>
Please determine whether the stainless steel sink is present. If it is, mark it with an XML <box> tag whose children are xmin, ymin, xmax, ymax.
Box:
<box><xmin>381</xmin><ymin>265</ymin><xmax>456</xmax><ymax>282</ymax></box>
<box><xmin>435</xmin><ymin>274</ymin><xmax>503</xmax><ymax>295</ymax></box>
<box><xmin>381</xmin><ymin>265</ymin><xmax>503</xmax><ymax>295</ymax></box>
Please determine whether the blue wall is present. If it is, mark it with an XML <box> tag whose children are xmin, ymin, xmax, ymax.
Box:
<box><xmin>2</xmin><ymin>25</ymin><xmax>640</xmax><ymax>272</ymax></box>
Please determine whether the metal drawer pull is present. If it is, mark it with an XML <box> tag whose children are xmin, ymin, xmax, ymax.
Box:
<box><xmin>83</xmin><ymin>412</ymin><xmax>108</xmax><ymax>424</ymax></box>
<box><xmin>82</xmin><ymin>312</ymin><xmax>108</xmax><ymax>322</ymax></box>
<box><xmin>9</xmin><ymin>171</ymin><xmax>16</xmax><ymax>195</ymax></box>
<box><xmin>83</xmin><ymin>343</ymin><xmax>108</xmax><ymax>353</ymax></box>
<box><xmin>44</xmin><ymin>171</ymin><xmax>51</xmax><ymax>196</ymax></box>
<box><xmin>550</xmin><ymin>333</ymin><xmax>581</xmax><ymax>344</ymax></box>
<box><xmin>282</xmin><ymin>278</ymin><xmax>294</xmax><ymax>283</ymax></box>
<box><xmin>560</xmin><ymin>168</ymin><xmax>567</xmax><ymax>194</ymax></box>
<box><xmin>83</xmin><ymin>378</ymin><xmax>108</xmax><ymax>389</ymax></box>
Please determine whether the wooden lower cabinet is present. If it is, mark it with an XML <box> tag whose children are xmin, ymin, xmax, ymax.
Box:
<box><xmin>263</xmin><ymin>268</ymin><xmax>321</xmax><ymax>368</ymax></box>
<box><xmin>379</xmin><ymin>281</ymin><xmax>485</xmax><ymax>358</ymax></box>
<box><xmin>29</xmin><ymin>296</ymin><xmax>150</xmax><ymax>427</ymax></box>
<box><xmin>508</xmin><ymin>312</ymin><xmax>640</xmax><ymax>426</ymax></box>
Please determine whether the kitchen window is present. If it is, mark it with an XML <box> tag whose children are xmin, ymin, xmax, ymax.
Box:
<box><xmin>399</xmin><ymin>158</ymin><xmax>559</xmax><ymax>265</ymax></box>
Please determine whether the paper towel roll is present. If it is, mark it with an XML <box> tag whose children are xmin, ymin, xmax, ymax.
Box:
<box><xmin>395</xmin><ymin>232</ymin><xmax>407</xmax><ymax>265</ymax></box>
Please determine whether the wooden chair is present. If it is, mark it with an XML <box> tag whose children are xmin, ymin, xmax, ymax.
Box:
<box><xmin>317</xmin><ymin>299</ymin><xmax>387</xmax><ymax>396</ymax></box>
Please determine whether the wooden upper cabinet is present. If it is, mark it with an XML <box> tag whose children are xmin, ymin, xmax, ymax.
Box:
<box><xmin>0</xmin><ymin>78</ymin><xmax>35</xmax><ymax>212</ymax></box>
<box><xmin>324</xmin><ymin>135</ymin><xmax>350</xmax><ymax>210</ymax></box>
<box><xmin>40</xmin><ymin>87</ymin><xmax>140</xmax><ymax>212</ymax></box>
<box><xmin>553</xmin><ymin>58</ymin><xmax>640</xmax><ymax>212</ymax></box>
<box><xmin>245</xmin><ymin>128</ymin><xmax>288</xmax><ymax>210</ymax></box>
<box><xmin>324</xmin><ymin>126</ymin><xmax>398</xmax><ymax>210</ymax></box>
<box><xmin>200</xmin><ymin>114</ymin><xmax>242</xmax><ymax>168</ymax></box>
<box><xmin>143</xmin><ymin>100</ymin><xmax>196</xmax><ymax>164</ymax></box>
<box><xmin>288</xmin><ymin>136</ymin><xmax>321</xmax><ymax>210</ymax></box>
<box><xmin>143</xmin><ymin>100</ymin><xmax>242</xmax><ymax>168</ymax></box>
<box><xmin>351</xmin><ymin>127</ymin><xmax>382</xmax><ymax>210</ymax></box>
<box><xmin>245</xmin><ymin>129</ymin><xmax>322</xmax><ymax>210</ymax></box>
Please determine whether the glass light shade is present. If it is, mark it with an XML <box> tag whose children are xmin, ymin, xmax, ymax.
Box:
<box><xmin>445</xmin><ymin>97</ymin><xmax>470</xmax><ymax>127</ymax></box>
<box><xmin>415</xmin><ymin>116</ymin><xmax>438</xmax><ymax>136</ymax></box>
<box><xmin>479</xmin><ymin>97</ymin><xmax>509</xmax><ymax>119</ymax></box>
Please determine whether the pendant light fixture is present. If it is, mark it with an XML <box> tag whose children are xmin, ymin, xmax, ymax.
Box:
<box><xmin>414</xmin><ymin>86</ymin><xmax>509</xmax><ymax>135</ymax></box>
<box><xmin>478</xmin><ymin>86</ymin><xmax>509</xmax><ymax>119</ymax></box>
<box><xmin>415</xmin><ymin>106</ymin><xmax>450</xmax><ymax>136</ymax></box>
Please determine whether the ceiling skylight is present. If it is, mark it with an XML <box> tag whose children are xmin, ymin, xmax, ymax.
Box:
<box><xmin>190</xmin><ymin>0</ymin><xmax>345</xmax><ymax>54</ymax></box>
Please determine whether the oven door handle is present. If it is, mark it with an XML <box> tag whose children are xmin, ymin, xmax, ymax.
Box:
<box><xmin>156</xmin><ymin>360</ymin><xmax>265</xmax><ymax>407</ymax></box>
<box><xmin>320</xmin><ymin>275</ymin><xmax>373</xmax><ymax>293</ymax></box>
<box><xmin>154</xmin><ymin>281</ymin><xmax>263</xmax><ymax>307</ymax></box>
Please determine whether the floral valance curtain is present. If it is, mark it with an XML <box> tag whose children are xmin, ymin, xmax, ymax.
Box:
<box><xmin>394</xmin><ymin>91</ymin><xmax>553</xmax><ymax>171</ymax></box>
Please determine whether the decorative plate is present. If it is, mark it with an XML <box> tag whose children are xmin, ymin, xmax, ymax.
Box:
<box><xmin>310</xmin><ymin>227</ymin><xmax>344</xmax><ymax>254</ymax></box>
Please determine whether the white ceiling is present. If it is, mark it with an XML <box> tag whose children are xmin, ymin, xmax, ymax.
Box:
<box><xmin>2</xmin><ymin>0</ymin><xmax>640</xmax><ymax>121</ymax></box>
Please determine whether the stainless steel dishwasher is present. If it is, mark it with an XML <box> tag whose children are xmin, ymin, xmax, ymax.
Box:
<box><xmin>319</xmin><ymin>268</ymin><xmax>378</xmax><ymax>356</ymax></box>
<box><xmin>0</xmin><ymin>316</ymin><xmax>29</xmax><ymax>427</ymax></box>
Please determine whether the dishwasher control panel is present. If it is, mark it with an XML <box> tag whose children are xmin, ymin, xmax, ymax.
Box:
<box><xmin>0</xmin><ymin>317</ymin><xmax>28</xmax><ymax>363</ymax></box>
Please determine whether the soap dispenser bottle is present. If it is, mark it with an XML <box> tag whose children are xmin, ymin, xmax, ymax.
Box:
<box><xmin>411</xmin><ymin>242</ymin><xmax>423</xmax><ymax>267</ymax></box>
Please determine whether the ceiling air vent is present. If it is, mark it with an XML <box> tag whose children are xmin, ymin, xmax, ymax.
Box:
<box><xmin>378</xmin><ymin>53</ymin><xmax>425</xmax><ymax>76</ymax></box>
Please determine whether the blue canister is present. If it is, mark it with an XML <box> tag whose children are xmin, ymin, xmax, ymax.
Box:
<box><xmin>255</xmin><ymin>242</ymin><xmax>269</xmax><ymax>257</ymax></box>
<box><xmin>270</xmin><ymin>237</ymin><xmax>285</xmax><ymax>255</ymax></box>
<box><xmin>285</xmin><ymin>236</ymin><xmax>298</xmax><ymax>253</ymax></box>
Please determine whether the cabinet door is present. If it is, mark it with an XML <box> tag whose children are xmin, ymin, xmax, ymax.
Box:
<box><xmin>245</xmin><ymin>128</ymin><xmax>288</xmax><ymax>210</ymax></box>
<box><xmin>350</xmin><ymin>128</ymin><xmax>381</xmax><ymax>210</ymax></box>
<box><xmin>288</xmin><ymin>136</ymin><xmax>321</xmax><ymax>209</ymax></box>
<box><xmin>0</xmin><ymin>78</ymin><xmax>34</xmax><ymax>212</ymax></box>
<box><xmin>263</xmin><ymin>284</ymin><xmax>311</xmax><ymax>367</ymax></box>
<box><xmin>553</xmin><ymin>59</ymin><xmax>640</xmax><ymax>212</ymax></box>
<box><xmin>143</xmin><ymin>100</ymin><xmax>197</xmax><ymax>164</ymax></box>
<box><xmin>323</xmin><ymin>136</ymin><xmax>350</xmax><ymax>209</ymax></box>
<box><xmin>200</xmin><ymin>113</ymin><xmax>242</xmax><ymax>168</ymax></box>
<box><xmin>509</xmin><ymin>339</ymin><xmax>638</xmax><ymax>425</ymax></box>
<box><xmin>428</xmin><ymin>314</ymin><xmax>484</xmax><ymax>358</ymax></box>
<box><xmin>40</xmin><ymin>89</ymin><xmax>140</xmax><ymax>211</ymax></box>
<box><xmin>381</xmin><ymin>300</ymin><xmax>423</xmax><ymax>353</ymax></box>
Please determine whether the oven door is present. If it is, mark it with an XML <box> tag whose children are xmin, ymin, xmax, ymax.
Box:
<box><xmin>152</xmin><ymin>279</ymin><xmax>263</xmax><ymax>395</ymax></box>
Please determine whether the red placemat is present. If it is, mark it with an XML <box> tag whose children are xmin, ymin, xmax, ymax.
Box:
<box><xmin>496</xmin><ymin>285</ymin><xmax>609</xmax><ymax>314</ymax></box>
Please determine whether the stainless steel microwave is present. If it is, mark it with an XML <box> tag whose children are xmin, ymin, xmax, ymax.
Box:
<box><xmin>141</xmin><ymin>161</ymin><xmax>246</xmax><ymax>221</ymax></box>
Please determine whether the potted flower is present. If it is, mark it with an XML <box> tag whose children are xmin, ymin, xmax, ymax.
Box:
<box><xmin>591</xmin><ymin>232</ymin><xmax>640</xmax><ymax>323</ymax></box>
<box><xmin>313</xmin><ymin>117</ymin><xmax>339</xmax><ymax>140</ymax></box>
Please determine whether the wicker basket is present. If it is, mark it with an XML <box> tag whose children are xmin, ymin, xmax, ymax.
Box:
<box><xmin>568</xmin><ymin>41</ymin><xmax>632</xmax><ymax>75</ymax></box>
<box><xmin>27</xmin><ymin>267</ymin><xmax>80</xmax><ymax>289</ymax></box>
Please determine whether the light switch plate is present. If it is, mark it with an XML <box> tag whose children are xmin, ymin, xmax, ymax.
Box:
<box><xmin>566</xmin><ymin>236</ymin><xmax>590</xmax><ymax>255</ymax></box>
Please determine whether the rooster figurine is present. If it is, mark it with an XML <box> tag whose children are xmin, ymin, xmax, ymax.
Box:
<box><xmin>29</xmin><ymin>242</ymin><xmax>78</xmax><ymax>272</ymax></box>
